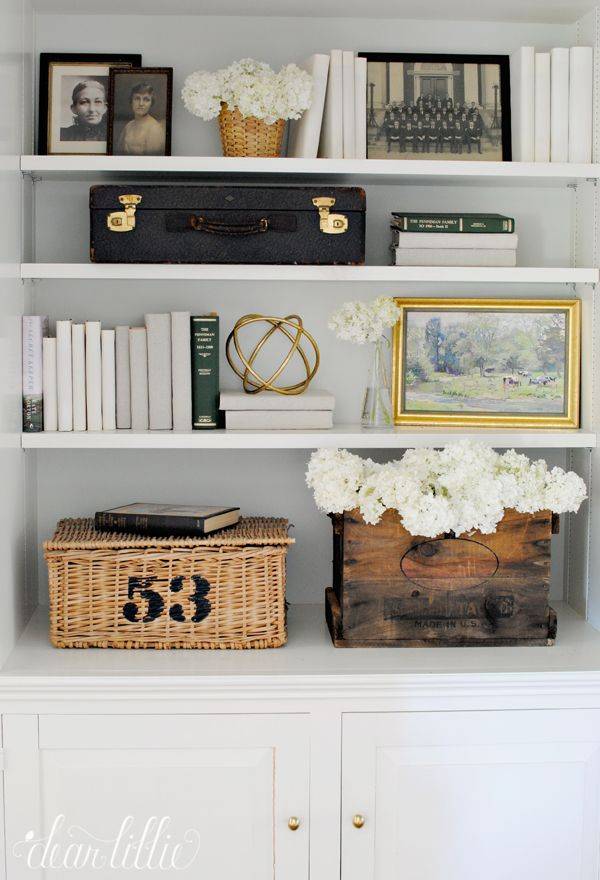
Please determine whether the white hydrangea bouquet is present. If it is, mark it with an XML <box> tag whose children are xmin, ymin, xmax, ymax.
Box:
<box><xmin>182</xmin><ymin>58</ymin><xmax>313</xmax><ymax>157</ymax></box>
<box><xmin>306</xmin><ymin>440</ymin><xmax>587</xmax><ymax>538</ymax></box>
<box><xmin>328</xmin><ymin>297</ymin><xmax>402</xmax><ymax>427</ymax></box>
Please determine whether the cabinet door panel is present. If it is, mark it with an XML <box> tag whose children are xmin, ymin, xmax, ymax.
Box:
<box><xmin>342</xmin><ymin>710</ymin><xmax>600</xmax><ymax>880</ymax></box>
<box><xmin>5</xmin><ymin>714</ymin><xmax>309</xmax><ymax>880</ymax></box>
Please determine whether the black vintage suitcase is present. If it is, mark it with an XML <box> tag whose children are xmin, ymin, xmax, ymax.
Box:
<box><xmin>90</xmin><ymin>185</ymin><xmax>366</xmax><ymax>264</ymax></box>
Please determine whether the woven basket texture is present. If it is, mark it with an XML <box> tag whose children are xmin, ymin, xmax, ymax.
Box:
<box><xmin>45</xmin><ymin>517</ymin><xmax>293</xmax><ymax>650</ymax></box>
<box><xmin>218</xmin><ymin>103</ymin><xmax>285</xmax><ymax>157</ymax></box>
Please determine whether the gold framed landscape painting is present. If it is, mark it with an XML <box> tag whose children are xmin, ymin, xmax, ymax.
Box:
<box><xmin>392</xmin><ymin>298</ymin><xmax>580</xmax><ymax>428</ymax></box>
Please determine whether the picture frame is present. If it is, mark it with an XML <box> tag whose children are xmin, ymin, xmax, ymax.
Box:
<box><xmin>358</xmin><ymin>52</ymin><xmax>512</xmax><ymax>162</ymax></box>
<box><xmin>107</xmin><ymin>67</ymin><xmax>173</xmax><ymax>157</ymax></box>
<box><xmin>38</xmin><ymin>53</ymin><xmax>142</xmax><ymax>156</ymax></box>
<box><xmin>392</xmin><ymin>298</ymin><xmax>580</xmax><ymax>428</ymax></box>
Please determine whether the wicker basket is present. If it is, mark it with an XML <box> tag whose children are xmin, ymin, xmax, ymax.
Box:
<box><xmin>218</xmin><ymin>102</ymin><xmax>285</xmax><ymax>157</ymax></box>
<box><xmin>45</xmin><ymin>517</ymin><xmax>293</xmax><ymax>650</ymax></box>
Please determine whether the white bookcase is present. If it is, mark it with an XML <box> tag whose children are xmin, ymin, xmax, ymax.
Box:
<box><xmin>3</xmin><ymin>0</ymin><xmax>600</xmax><ymax>647</ymax></box>
<box><xmin>3</xmin><ymin>3</ymin><xmax>600</xmax><ymax>877</ymax></box>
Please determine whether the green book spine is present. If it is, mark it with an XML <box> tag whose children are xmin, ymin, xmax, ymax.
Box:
<box><xmin>392</xmin><ymin>215</ymin><xmax>515</xmax><ymax>233</ymax></box>
<box><xmin>191</xmin><ymin>315</ymin><xmax>219</xmax><ymax>429</ymax></box>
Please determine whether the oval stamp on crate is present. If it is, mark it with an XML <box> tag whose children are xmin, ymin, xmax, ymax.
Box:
<box><xmin>400</xmin><ymin>538</ymin><xmax>499</xmax><ymax>591</ymax></box>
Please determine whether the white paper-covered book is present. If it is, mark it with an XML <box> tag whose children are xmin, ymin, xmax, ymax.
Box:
<box><xmin>226</xmin><ymin>410</ymin><xmax>333</xmax><ymax>430</ymax></box>
<box><xmin>221</xmin><ymin>388</ymin><xmax>335</xmax><ymax>411</ymax></box>
<box><xmin>287</xmin><ymin>54</ymin><xmax>330</xmax><ymax>159</ymax></box>
<box><xmin>393</xmin><ymin>232</ymin><xmax>518</xmax><ymax>250</ymax></box>
<box><xmin>534</xmin><ymin>52</ymin><xmax>551</xmax><ymax>162</ymax></box>
<box><xmin>318</xmin><ymin>49</ymin><xmax>343</xmax><ymax>159</ymax></box>
<box><xmin>393</xmin><ymin>248</ymin><xmax>517</xmax><ymax>267</ymax></box>
<box><xmin>569</xmin><ymin>46</ymin><xmax>593</xmax><ymax>163</ymax></box>
<box><xmin>510</xmin><ymin>46</ymin><xmax>535</xmax><ymax>162</ymax></box>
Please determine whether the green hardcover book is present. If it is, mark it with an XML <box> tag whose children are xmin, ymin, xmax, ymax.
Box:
<box><xmin>391</xmin><ymin>213</ymin><xmax>515</xmax><ymax>233</ymax></box>
<box><xmin>191</xmin><ymin>314</ymin><xmax>219</xmax><ymax>429</ymax></box>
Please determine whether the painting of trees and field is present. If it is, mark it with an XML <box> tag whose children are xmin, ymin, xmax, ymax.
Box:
<box><xmin>403</xmin><ymin>310</ymin><xmax>567</xmax><ymax>414</ymax></box>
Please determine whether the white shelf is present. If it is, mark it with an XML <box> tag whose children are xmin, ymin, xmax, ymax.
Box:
<box><xmin>26</xmin><ymin>0</ymin><xmax>591</xmax><ymax>25</ymax></box>
<box><xmin>21</xmin><ymin>426</ymin><xmax>597</xmax><ymax>450</ymax></box>
<box><xmin>21</xmin><ymin>264</ymin><xmax>599</xmax><ymax>284</ymax></box>
<box><xmin>20</xmin><ymin>155</ymin><xmax>600</xmax><ymax>185</ymax></box>
<box><xmin>3</xmin><ymin>602</ymin><xmax>600</xmax><ymax>686</ymax></box>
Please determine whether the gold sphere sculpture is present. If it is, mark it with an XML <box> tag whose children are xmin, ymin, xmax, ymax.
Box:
<box><xmin>226</xmin><ymin>313</ymin><xmax>320</xmax><ymax>395</ymax></box>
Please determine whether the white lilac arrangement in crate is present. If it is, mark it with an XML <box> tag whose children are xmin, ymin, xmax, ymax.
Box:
<box><xmin>306</xmin><ymin>440</ymin><xmax>587</xmax><ymax>538</ymax></box>
<box><xmin>182</xmin><ymin>58</ymin><xmax>312</xmax><ymax>156</ymax></box>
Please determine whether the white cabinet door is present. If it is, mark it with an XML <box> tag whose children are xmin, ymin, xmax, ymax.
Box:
<box><xmin>342</xmin><ymin>709</ymin><xmax>600</xmax><ymax>880</ymax></box>
<box><xmin>4</xmin><ymin>713</ymin><xmax>309</xmax><ymax>880</ymax></box>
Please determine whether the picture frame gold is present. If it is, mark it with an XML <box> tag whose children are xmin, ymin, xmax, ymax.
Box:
<box><xmin>392</xmin><ymin>298</ymin><xmax>580</xmax><ymax>428</ymax></box>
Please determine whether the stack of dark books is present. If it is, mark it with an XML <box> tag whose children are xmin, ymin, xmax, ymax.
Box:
<box><xmin>391</xmin><ymin>212</ymin><xmax>517</xmax><ymax>267</ymax></box>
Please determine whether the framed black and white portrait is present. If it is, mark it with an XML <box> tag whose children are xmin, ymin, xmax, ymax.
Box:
<box><xmin>38</xmin><ymin>54</ymin><xmax>142</xmax><ymax>155</ymax></box>
<box><xmin>108</xmin><ymin>68</ymin><xmax>173</xmax><ymax>157</ymax></box>
<box><xmin>358</xmin><ymin>53</ymin><xmax>511</xmax><ymax>161</ymax></box>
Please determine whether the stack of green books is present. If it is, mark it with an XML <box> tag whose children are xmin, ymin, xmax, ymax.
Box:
<box><xmin>390</xmin><ymin>212</ymin><xmax>517</xmax><ymax>267</ymax></box>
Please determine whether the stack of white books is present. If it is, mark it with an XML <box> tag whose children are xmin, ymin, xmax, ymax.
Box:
<box><xmin>220</xmin><ymin>389</ymin><xmax>335</xmax><ymax>430</ymax></box>
<box><xmin>392</xmin><ymin>231</ymin><xmax>518</xmax><ymax>267</ymax></box>
<box><xmin>288</xmin><ymin>50</ymin><xmax>366</xmax><ymax>159</ymax></box>
<box><xmin>511</xmin><ymin>45</ymin><xmax>593</xmax><ymax>162</ymax></box>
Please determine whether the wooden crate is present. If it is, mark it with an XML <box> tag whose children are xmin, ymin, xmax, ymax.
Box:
<box><xmin>326</xmin><ymin>508</ymin><xmax>558</xmax><ymax>648</ymax></box>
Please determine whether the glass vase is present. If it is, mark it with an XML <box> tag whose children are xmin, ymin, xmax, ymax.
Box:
<box><xmin>361</xmin><ymin>337</ymin><xmax>393</xmax><ymax>428</ymax></box>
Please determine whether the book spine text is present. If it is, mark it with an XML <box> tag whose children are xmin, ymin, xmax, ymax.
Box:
<box><xmin>22</xmin><ymin>315</ymin><xmax>48</xmax><ymax>432</ymax></box>
<box><xmin>95</xmin><ymin>511</ymin><xmax>207</xmax><ymax>537</ymax></box>
<box><xmin>393</xmin><ymin>216</ymin><xmax>514</xmax><ymax>233</ymax></box>
<box><xmin>191</xmin><ymin>316</ymin><xmax>219</xmax><ymax>429</ymax></box>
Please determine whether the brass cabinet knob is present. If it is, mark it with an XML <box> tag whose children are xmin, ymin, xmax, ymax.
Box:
<box><xmin>352</xmin><ymin>814</ymin><xmax>366</xmax><ymax>829</ymax></box>
<box><xmin>288</xmin><ymin>816</ymin><xmax>301</xmax><ymax>831</ymax></box>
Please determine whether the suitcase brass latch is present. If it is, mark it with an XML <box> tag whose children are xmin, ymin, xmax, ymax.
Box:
<box><xmin>312</xmin><ymin>197</ymin><xmax>348</xmax><ymax>234</ymax></box>
<box><xmin>107</xmin><ymin>194</ymin><xmax>142</xmax><ymax>233</ymax></box>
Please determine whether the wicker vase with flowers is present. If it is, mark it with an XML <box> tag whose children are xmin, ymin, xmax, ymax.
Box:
<box><xmin>182</xmin><ymin>58</ymin><xmax>312</xmax><ymax>159</ymax></box>
<box><xmin>218</xmin><ymin>102</ymin><xmax>285</xmax><ymax>157</ymax></box>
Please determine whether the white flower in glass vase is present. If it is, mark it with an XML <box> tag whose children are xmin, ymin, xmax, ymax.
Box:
<box><xmin>328</xmin><ymin>297</ymin><xmax>402</xmax><ymax>428</ymax></box>
<box><xmin>181</xmin><ymin>58</ymin><xmax>313</xmax><ymax>157</ymax></box>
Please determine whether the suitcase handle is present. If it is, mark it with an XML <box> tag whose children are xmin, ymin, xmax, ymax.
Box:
<box><xmin>189</xmin><ymin>215</ymin><xmax>269</xmax><ymax>236</ymax></box>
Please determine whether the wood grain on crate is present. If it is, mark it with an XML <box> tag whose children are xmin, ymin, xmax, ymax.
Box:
<box><xmin>327</xmin><ymin>508</ymin><xmax>557</xmax><ymax>647</ymax></box>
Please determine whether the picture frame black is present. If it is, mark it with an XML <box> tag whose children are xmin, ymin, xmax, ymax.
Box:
<box><xmin>38</xmin><ymin>53</ymin><xmax>142</xmax><ymax>155</ymax></box>
<box><xmin>107</xmin><ymin>67</ymin><xmax>173</xmax><ymax>157</ymax></box>
<box><xmin>358</xmin><ymin>52</ymin><xmax>512</xmax><ymax>162</ymax></box>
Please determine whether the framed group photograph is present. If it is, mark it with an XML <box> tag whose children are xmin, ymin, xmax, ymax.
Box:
<box><xmin>108</xmin><ymin>67</ymin><xmax>173</xmax><ymax>156</ymax></box>
<box><xmin>38</xmin><ymin>53</ymin><xmax>142</xmax><ymax>156</ymax></box>
<box><xmin>359</xmin><ymin>52</ymin><xmax>511</xmax><ymax>162</ymax></box>
<box><xmin>392</xmin><ymin>298</ymin><xmax>580</xmax><ymax>428</ymax></box>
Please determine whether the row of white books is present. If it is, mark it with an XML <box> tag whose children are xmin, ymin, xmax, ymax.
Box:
<box><xmin>511</xmin><ymin>45</ymin><xmax>593</xmax><ymax>163</ymax></box>
<box><xmin>22</xmin><ymin>313</ymin><xmax>194</xmax><ymax>433</ymax></box>
<box><xmin>391</xmin><ymin>232</ymin><xmax>518</xmax><ymax>267</ymax></box>
<box><xmin>288</xmin><ymin>50</ymin><xmax>366</xmax><ymax>160</ymax></box>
